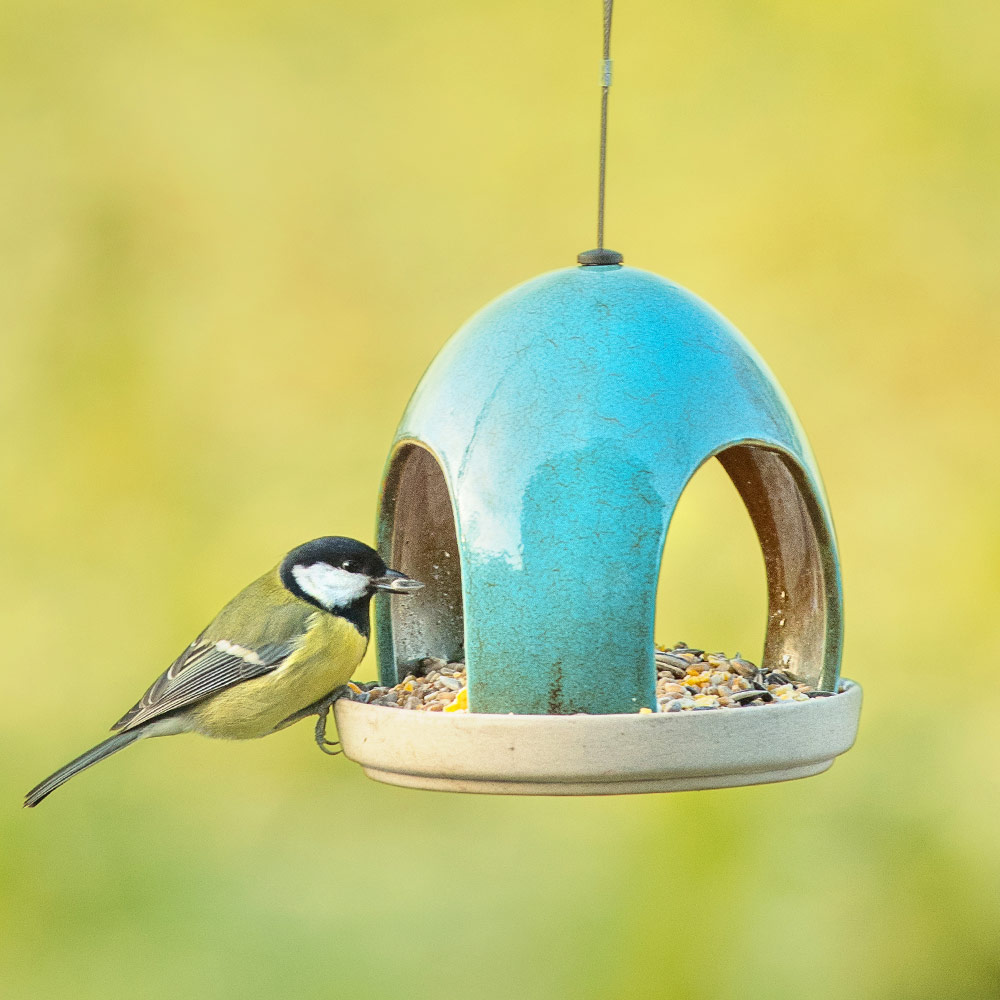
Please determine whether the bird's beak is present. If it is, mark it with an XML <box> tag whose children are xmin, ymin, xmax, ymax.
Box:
<box><xmin>371</xmin><ymin>569</ymin><xmax>424</xmax><ymax>593</ymax></box>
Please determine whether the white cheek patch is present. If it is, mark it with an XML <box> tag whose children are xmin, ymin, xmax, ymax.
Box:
<box><xmin>292</xmin><ymin>562</ymin><xmax>369</xmax><ymax>609</ymax></box>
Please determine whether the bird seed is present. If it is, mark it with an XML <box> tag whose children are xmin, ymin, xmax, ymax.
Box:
<box><xmin>349</xmin><ymin>643</ymin><xmax>840</xmax><ymax>714</ymax></box>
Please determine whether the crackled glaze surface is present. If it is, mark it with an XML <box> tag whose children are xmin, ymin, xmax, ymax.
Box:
<box><xmin>376</xmin><ymin>265</ymin><xmax>842</xmax><ymax>714</ymax></box>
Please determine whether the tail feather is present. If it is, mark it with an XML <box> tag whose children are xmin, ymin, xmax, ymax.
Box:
<box><xmin>24</xmin><ymin>730</ymin><xmax>144</xmax><ymax>807</ymax></box>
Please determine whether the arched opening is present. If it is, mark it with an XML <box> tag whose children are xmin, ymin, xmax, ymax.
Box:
<box><xmin>657</xmin><ymin>444</ymin><xmax>841</xmax><ymax>690</ymax></box>
<box><xmin>655</xmin><ymin>456</ymin><xmax>768</xmax><ymax>664</ymax></box>
<box><xmin>375</xmin><ymin>442</ymin><xmax>464</xmax><ymax>685</ymax></box>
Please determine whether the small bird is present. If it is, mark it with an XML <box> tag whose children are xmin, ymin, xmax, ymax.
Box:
<box><xmin>24</xmin><ymin>537</ymin><xmax>422</xmax><ymax>807</ymax></box>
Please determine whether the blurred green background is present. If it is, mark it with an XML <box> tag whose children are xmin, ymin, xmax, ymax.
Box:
<box><xmin>2</xmin><ymin>1</ymin><xmax>998</xmax><ymax>997</ymax></box>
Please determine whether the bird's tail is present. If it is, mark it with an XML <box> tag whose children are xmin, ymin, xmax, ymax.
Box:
<box><xmin>24</xmin><ymin>730</ymin><xmax>144</xmax><ymax>808</ymax></box>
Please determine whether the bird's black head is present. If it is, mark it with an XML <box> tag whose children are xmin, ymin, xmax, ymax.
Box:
<box><xmin>279</xmin><ymin>537</ymin><xmax>423</xmax><ymax>622</ymax></box>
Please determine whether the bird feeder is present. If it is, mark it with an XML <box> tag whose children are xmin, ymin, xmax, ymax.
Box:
<box><xmin>333</xmin><ymin>5</ymin><xmax>860</xmax><ymax>794</ymax></box>
<box><xmin>333</xmin><ymin>263</ymin><xmax>861</xmax><ymax>793</ymax></box>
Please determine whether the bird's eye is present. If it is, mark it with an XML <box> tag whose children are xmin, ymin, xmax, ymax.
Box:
<box><xmin>342</xmin><ymin>560</ymin><xmax>358</xmax><ymax>573</ymax></box>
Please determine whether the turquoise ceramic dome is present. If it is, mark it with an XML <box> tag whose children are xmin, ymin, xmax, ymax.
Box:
<box><xmin>375</xmin><ymin>264</ymin><xmax>842</xmax><ymax>715</ymax></box>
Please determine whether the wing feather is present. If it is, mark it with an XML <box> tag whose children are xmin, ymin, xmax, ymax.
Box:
<box><xmin>111</xmin><ymin>637</ymin><xmax>299</xmax><ymax>733</ymax></box>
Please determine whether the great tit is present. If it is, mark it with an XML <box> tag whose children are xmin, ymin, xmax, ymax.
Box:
<box><xmin>24</xmin><ymin>536</ymin><xmax>422</xmax><ymax>807</ymax></box>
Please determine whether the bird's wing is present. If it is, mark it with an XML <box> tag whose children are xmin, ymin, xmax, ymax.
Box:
<box><xmin>111</xmin><ymin>636</ymin><xmax>301</xmax><ymax>733</ymax></box>
<box><xmin>110</xmin><ymin>569</ymin><xmax>320</xmax><ymax>733</ymax></box>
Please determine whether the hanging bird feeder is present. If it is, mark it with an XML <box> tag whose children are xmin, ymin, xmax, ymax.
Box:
<box><xmin>333</xmin><ymin>3</ymin><xmax>861</xmax><ymax>794</ymax></box>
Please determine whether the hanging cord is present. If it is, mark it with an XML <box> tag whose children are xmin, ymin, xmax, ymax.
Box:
<box><xmin>578</xmin><ymin>1</ymin><xmax>623</xmax><ymax>266</ymax></box>
<box><xmin>598</xmin><ymin>0</ymin><xmax>612</xmax><ymax>249</ymax></box>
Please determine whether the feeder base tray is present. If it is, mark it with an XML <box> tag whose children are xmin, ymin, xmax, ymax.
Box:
<box><xmin>334</xmin><ymin>680</ymin><xmax>861</xmax><ymax>796</ymax></box>
<box><xmin>358</xmin><ymin>760</ymin><xmax>835</xmax><ymax>795</ymax></box>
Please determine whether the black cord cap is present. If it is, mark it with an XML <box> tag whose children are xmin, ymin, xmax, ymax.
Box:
<box><xmin>577</xmin><ymin>248</ymin><xmax>624</xmax><ymax>266</ymax></box>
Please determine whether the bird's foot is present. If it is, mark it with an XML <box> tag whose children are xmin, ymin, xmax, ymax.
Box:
<box><xmin>314</xmin><ymin>707</ymin><xmax>341</xmax><ymax>756</ymax></box>
<box><xmin>274</xmin><ymin>683</ymin><xmax>372</xmax><ymax>753</ymax></box>
<box><xmin>312</xmin><ymin>685</ymin><xmax>357</xmax><ymax>756</ymax></box>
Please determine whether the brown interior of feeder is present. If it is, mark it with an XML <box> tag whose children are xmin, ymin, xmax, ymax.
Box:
<box><xmin>717</xmin><ymin>444</ymin><xmax>840</xmax><ymax>689</ymax></box>
<box><xmin>380</xmin><ymin>443</ymin><xmax>464</xmax><ymax>676</ymax></box>
<box><xmin>380</xmin><ymin>440</ymin><xmax>840</xmax><ymax>691</ymax></box>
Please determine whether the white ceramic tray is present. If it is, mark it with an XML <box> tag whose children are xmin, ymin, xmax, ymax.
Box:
<box><xmin>334</xmin><ymin>680</ymin><xmax>862</xmax><ymax>795</ymax></box>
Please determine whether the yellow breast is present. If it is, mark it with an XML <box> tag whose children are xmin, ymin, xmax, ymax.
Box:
<box><xmin>189</xmin><ymin>613</ymin><xmax>368</xmax><ymax>740</ymax></box>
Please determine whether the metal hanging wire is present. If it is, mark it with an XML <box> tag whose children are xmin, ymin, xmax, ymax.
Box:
<box><xmin>579</xmin><ymin>1</ymin><xmax>624</xmax><ymax>266</ymax></box>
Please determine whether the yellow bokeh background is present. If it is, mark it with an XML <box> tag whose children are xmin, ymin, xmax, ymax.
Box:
<box><xmin>2</xmin><ymin>1</ymin><xmax>998</xmax><ymax>997</ymax></box>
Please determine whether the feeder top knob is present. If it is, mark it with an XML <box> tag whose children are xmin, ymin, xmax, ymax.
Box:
<box><xmin>577</xmin><ymin>248</ymin><xmax>624</xmax><ymax>266</ymax></box>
